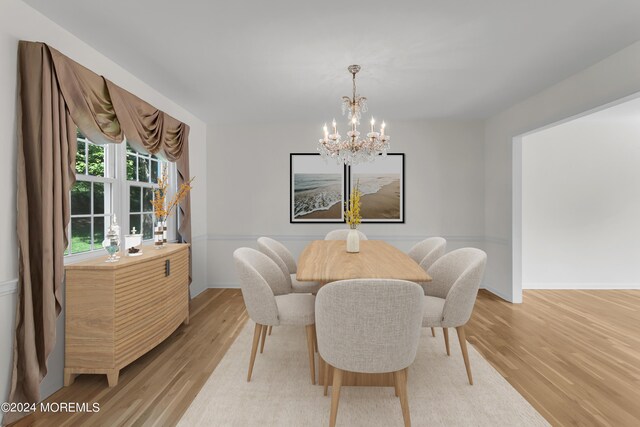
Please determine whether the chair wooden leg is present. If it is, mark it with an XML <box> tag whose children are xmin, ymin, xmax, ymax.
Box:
<box><xmin>314</xmin><ymin>325</ymin><xmax>319</xmax><ymax>353</ymax></box>
<box><xmin>395</xmin><ymin>369</ymin><xmax>411</xmax><ymax>427</ymax></box>
<box><xmin>431</xmin><ymin>327</ymin><xmax>435</xmax><ymax>337</ymax></box>
<box><xmin>268</xmin><ymin>325</ymin><xmax>272</xmax><ymax>335</ymax></box>
<box><xmin>456</xmin><ymin>325</ymin><xmax>473</xmax><ymax>385</ymax></box>
<box><xmin>305</xmin><ymin>325</ymin><xmax>316</xmax><ymax>384</ymax></box>
<box><xmin>324</xmin><ymin>361</ymin><xmax>330</xmax><ymax>396</ymax></box>
<box><xmin>443</xmin><ymin>327</ymin><xmax>450</xmax><ymax>356</ymax></box>
<box><xmin>260</xmin><ymin>324</ymin><xmax>268</xmax><ymax>353</ymax></box>
<box><xmin>247</xmin><ymin>323</ymin><xmax>262</xmax><ymax>382</ymax></box>
<box><xmin>330</xmin><ymin>368</ymin><xmax>343</xmax><ymax>427</ymax></box>
<box><xmin>393</xmin><ymin>371</ymin><xmax>400</xmax><ymax>397</ymax></box>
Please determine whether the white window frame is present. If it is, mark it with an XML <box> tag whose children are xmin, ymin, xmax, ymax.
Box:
<box><xmin>120</xmin><ymin>142</ymin><xmax>177</xmax><ymax>243</ymax></box>
<box><xmin>66</xmin><ymin>136</ymin><xmax>116</xmax><ymax>260</ymax></box>
<box><xmin>65</xmin><ymin>133</ymin><xmax>177</xmax><ymax>263</ymax></box>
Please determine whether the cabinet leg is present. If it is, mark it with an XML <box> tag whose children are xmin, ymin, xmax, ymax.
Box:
<box><xmin>106</xmin><ymin>370</ymin><xmax>119</xmax><ymax>387</ymax></box>
<box><xmin>64</xmin><ymin>369</ymin><xmax>77</xmax><ymax>386</ymax></box>
<box><xmin>183</xmin><ymin>313</ymin><xmax>190</xmax><ymax>326</ymax></box>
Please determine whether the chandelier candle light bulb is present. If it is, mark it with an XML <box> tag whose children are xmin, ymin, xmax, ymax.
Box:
<box><xmin>317</xmin><ymin>65</ymin><xmax>390</xmax><ymax>165</ymax></box>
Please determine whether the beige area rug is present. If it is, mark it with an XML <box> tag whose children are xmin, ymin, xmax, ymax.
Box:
<box><xmin>179</xmin><ymin>323</ymin><xmax>549</xmax><ymax>426</ymax></box>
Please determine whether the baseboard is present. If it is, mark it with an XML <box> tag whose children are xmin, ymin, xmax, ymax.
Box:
<box><xmin>481</xmin><ymin>284</ymin><xmax>515</xmax><ymax>302</ymax></box>
<box><xmin>209</xmin><ymin>282</ymin><xmax>240</xmax><ymax>289</ymax></box>
<box><xmin>190</xmin><ymin>284</ymin><xmax>211</xmax><ymax>298</ymax></box>
<box><xmin>523</xmin><ymin>282</ymin><xmax>640</xmax><ymax>290</ymax></box>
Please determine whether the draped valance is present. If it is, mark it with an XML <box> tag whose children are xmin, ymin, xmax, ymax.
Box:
<box><xmin>7</xmin><ymin>40</ymin><xmax>192</xmax><ymax>423</ymax></box>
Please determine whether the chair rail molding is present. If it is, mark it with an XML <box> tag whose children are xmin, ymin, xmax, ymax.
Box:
<box><xmin>0</xmin><ymin>279</ymin><xmax>18</xmax><ymax>297</ymax></box>
<box><xmin>207</xmin><ymin>233</ymin><xmax>495</xmax><ymax>243</ymax></box>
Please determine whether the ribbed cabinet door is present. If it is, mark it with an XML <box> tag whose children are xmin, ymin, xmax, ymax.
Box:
<box><xmin>114</xmin><ymin>256</ymin><xmax>168</xmax><ymax>367</ymax></box>
<box><xmin>163</xmin><ymin>248</ymin><xmax>189</xmax><ymax>329</ymax></box>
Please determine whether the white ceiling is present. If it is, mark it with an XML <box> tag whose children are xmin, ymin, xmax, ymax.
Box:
<box><xmin>23</xmin><ymin>0</ymin><xmax>640</xmax><ymax>123</ymax></box>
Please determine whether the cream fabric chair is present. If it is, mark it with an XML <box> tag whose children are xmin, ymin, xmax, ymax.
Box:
<box><xmin>257</xmin><ymin>237</ymin><xmax>320</xmax><ymax>294</ymax></box>
<box><xmin>233</xmin><ymin>247</ymin><xmax>317</xmax><ymax>384</ymax></box>
<box><xmin>324</xmin><ymin>229</ymin><xmax>368</xmax><ymax>240</ymax></box>
<box><xmin>422</xmin><ymin>248</ymin><xmax>487</xmax><ymax>385</ymax></box>
<box><xmin>407</xmin><ymin>237</ymin><xmax>447</xmax><ymax>337</ymax></box>
<box><xmin>316</xmin><ymin>279</ymin><xmax>424</xmax><ymax>427</ymax></box>
<box><xmin>407</xmin><ymin>237</ymin><xmax>447</xmax><ymax>268</ymax></box>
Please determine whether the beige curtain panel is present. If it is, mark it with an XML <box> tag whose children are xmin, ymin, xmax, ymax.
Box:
<box><xmin>8</xmin><ymin>40</ymin><xmax>191</xmax><ymax>422</ymax></box>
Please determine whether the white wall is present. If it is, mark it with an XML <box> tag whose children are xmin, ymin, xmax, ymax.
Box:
<box><xmin>522</xmin><ymin>113</ymin><xmax>640</xmax><ymax>289</ymax></box>
<box><xmin>207</xmin><ymin>119</ymin><xmax>486</xmax><ymax>287</ymax></box>
<box><xmin>0</xmin><ymin>0</ymin><xmax>208</xmax><ymax>413</ymax></box>
<box><xmin>484</xmin><ymin>39</ymin><xmax>640</xmax><ymax>302</ymax></box>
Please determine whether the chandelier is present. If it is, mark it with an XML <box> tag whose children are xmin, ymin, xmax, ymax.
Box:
<box><xmin>317</xmin><ymin>65</ymin><xmax>390</xmax><ymax>165</ymax></box>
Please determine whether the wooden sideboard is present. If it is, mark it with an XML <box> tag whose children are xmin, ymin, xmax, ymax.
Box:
<box><xmin>64</xmin><ymin>243</ymin><xmax>190</xmax><ymax>387</ymax></box>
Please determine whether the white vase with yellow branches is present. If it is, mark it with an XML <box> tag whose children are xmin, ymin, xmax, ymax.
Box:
<box><xmin>151</xmin><ymin>165</ymin><xmax>194</xmax><ymax>248</ymax></box>
<box><xmin>345</xmin><ymin>181</ymin><xmax>362</xmax><ymax>253</ymax></box>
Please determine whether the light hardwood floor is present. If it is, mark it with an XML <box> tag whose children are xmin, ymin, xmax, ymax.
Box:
<box><xmin>11</xmin><ymin>289</ymin><xmax>248</xmax><ymax>427</ymax></box>
<box><xmin>10</xmin><ymin>289</ymin><xmax>640</xmax><ymax>426</ymax></box>
<box><xmin>466</xmin><ymin>289</ymin><xmax>640</xmax><ymax>427</ymax></box>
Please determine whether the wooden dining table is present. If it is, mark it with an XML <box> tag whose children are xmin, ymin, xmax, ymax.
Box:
<box><xmin>296</xmin><ymin>239</ymin><xmax>432</xmax><ymax>387</ymax></box>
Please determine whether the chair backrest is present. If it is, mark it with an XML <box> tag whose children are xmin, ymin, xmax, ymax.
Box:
<box><xmin>408</xmin><ymin>237</ymin><xmax>447</xmax><ymax>269</ymax></box>
<box><xmin>257</xmin><ymin>236</ymin><xmax>297</xmax><ymax>274</ymax></box>
<box><xmin>426</xmin><ymin>248</ymin><xmax>487</xmax><ymax>327</ymax></box>
<box><xmin>233</xmin><ymin>248</ymin><xmax>291</xmax><ymax>325</ymax></box>
<box><xmin>324</xmin><ymin>229</ymin><xmax>368</xmax><ymax>241</ymax></box>
<box><xmin>257</xmin><ymin>237</ymin><xmax>294</xmax><ymax>288</ymax></box>
<box><xmin>315</xmin><ymin>279</ymin><xmax>424</xmax><ymax>374</ymax></box>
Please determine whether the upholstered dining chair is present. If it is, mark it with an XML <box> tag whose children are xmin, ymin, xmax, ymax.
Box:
<box><xmin>316</xmin><ymin>279</ymin><xmax>424</xmax><ymax>427</ymax></box>
<box><xmin>324</xmin><ymin>229</ymin><xmax>368</xmax><ymax>240</ymax></box>
<box><xmin>258</xmin><ymin>237</ymin><xmax>321</xmax><ymax>338</ymax></box>
<box><xmin>422</xmin><ymin>248</ymin><xmax>487</xmax><ymax>385</ymax></box>
<box><xmin>233</xmin><ymin>248</ymin><xmax>317</xmax><ymax>384</ymax></box>
<box><xmin>258</xmin><ymin>237</ymin><xmax>320</xmax><ymax>295</ymax></box>
<box><xmin>407</xmin><ymin>237</ymin><xmax>447</xmax><ymax>268</ymax></box>
<box><xmin>407</xmin><ymin>237</ymin><xmax>447</xmax><ymax>337</ymax></box>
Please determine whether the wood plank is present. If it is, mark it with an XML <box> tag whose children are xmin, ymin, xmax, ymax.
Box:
<box><xmin>296</xmin><ymin>240</ymin><xmax>431</xmax><ymax>283</ymax></box>
<box><xmin>465</xmin><ymin>289</ymin><xmax>640</xmax><ymax>427</ymax></box>
<box><xmin>12</xmin><ymin>289</ymin><xmax>247</xmax><ymax>427</ymax></box>
<box><xmin>15</xmin><ymin>289</ymin><xmax>640</xmax><ymax>427</ymax></box>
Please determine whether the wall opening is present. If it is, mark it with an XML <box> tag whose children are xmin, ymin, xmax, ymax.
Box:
<box><xmin>513</xmin><ymin>93</ymin><xmax>640</xmax><ymax>299</ymax></box>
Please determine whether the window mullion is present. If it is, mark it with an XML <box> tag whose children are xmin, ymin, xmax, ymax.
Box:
<box><xmin>118</xmin><ymin>143</ymin><xmax>127</xmax><ymax>236</ymax></box>
<box><xmin>90</xmin><ymin>182</ymin><xmax>94</xmax><ymax>250</ymax></box>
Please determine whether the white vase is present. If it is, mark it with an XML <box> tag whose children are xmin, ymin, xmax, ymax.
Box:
<box><xmin>346</xmin><ymin>229</ymin><xmax>360</xmax><ymax>253</ymax></box>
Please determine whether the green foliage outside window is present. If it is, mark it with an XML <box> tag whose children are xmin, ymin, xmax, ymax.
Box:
<box><xmin>76</xmin><ymin>133</ymin><xmax>105</xmax><ymax>177</ymax></box>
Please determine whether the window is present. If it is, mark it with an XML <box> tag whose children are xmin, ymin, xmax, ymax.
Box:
<box><xmin>68</xmin><ymin>131</ymin><xmax>114</xmax><ymax>254</ymax></box>
<box><xmin>126</xmin><ymin>142</ymin><xmax>165</xmax><ymax>240</ymax></box>
<box><xmin>66</xmin><ymin>131</ymin><xmax>173</xmax><ymax>257</ymax></box>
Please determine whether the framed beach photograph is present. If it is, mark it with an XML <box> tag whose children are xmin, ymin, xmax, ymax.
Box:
<box><xmin>290</xmin><ymin>153</ymin><xmax>347</xmax><ymax>223</ymax></box>
<box><xmin>348</xmin><ymin>153</ymin><xmax>405</xmax><ymax>223</ymax></box>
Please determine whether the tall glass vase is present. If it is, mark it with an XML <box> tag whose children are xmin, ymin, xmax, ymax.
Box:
<box><xmin>154</xmin><ymin>219</ymin><xmax>165</xmax><ymax>249</ymax></box>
